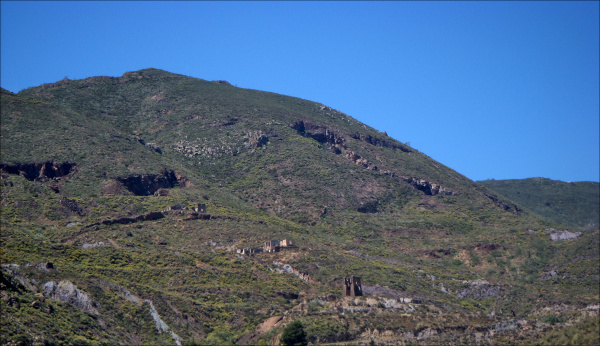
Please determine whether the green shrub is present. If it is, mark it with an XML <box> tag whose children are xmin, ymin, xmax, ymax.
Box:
<box><xmin>280</xmin><ymin>321</ymin><xmax>307</xmax><ymax>346</ymax></box>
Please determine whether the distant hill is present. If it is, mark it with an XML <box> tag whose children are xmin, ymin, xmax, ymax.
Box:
<box><xmin>479</xmin><ymin>178</ymin><xmax>599</xmax><ymax>231</ymax></box>
<box><xmin>1</xmin><ymin>69</ymin><xmax>598</xmax><ymax>345</ymax></box>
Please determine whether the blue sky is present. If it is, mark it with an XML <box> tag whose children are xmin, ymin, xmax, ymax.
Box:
<box><xmin>2</xmin><ymin>1</ymin><xmax>598</xmax><ymax>182</ymax></box>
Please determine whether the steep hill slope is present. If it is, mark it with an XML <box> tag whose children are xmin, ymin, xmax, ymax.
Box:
<box><xmin>2</xmin><ymin>69</ymin><xmax>598</xmax><ymax>345</ymax></box>
<box><xmin>479</xmin><ymin>178</ymin><xmax>600</xmax><ymax>231</ymax></box>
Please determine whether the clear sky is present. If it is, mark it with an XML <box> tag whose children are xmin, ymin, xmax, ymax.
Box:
<box><xmin>2</xmin><ymin>1</ymin><xmax>598</xmax><ymax>182</ymax></box>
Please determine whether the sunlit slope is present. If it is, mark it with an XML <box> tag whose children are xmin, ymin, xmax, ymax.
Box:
<box><xmin>8</xmin><ymin>68</ymin><xmax>534</xmax><ymax>225</ymax></box>
<box><xmin>2</xmin><ymin>69</ymin><xmax>596</xmax><ymax>345</ymax></box>
<box><xmin>480</xmin><ymin>178</ymin><xmax>600</xmax><ymax>231</ymax></box>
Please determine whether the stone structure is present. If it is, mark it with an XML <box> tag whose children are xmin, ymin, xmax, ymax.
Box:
<box><xmin>343</xmin><ymin>276</ymin><xmax>363</xmax><ymax>297</ymax></box>
<box><xmin>281</xmin><ymin>239</ymin><xmax>294</xmax><ymax>247</ymax></box>
<box><xmin>264</xmin><ymin>240</ymin><xmax>280</xmax><ymax>253</ymax></box>
<box><xmin>195</xmin><ymin>203</ymin><xmax>207</xmax><ymax>213</ymax></box>
<box><xmin>236</xmin><ymin>248</ymin><xmax>263</xmax><ymax>256</ymax></box>
<box><xmin>264</xmin><ymin>239</ymin><xmax>296</xmax><ymax>253</ymax></box>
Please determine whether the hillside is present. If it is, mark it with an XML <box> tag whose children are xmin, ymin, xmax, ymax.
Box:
<box><xmin>479</xmin><ymin>178</ymin><xmax>600</xmax><ymax>231</ymax></box>
<box><xmin>1</xmin><ymin>69</ymin><xmax>598</xmax><ymax>345</ymax></box>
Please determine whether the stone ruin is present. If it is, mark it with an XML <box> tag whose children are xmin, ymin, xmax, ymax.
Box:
<box><xmin>236</xmin><ymin>248</ymin><xmax>263</xmax><ymax>256</ymax></box>
<box><xmin>163</xmin><ymin>203</ymin><xmax>206</xmax><ymax>214</ymax></box>
<box><xmin>264</xmin><ymin>239</ymin><xmax>295</xmax><ymax>253</ymax></box>
<box><xmin>195</xmin><ymin>203</ymin><xmax>207</xmax><ymax>213</ymax></box>
<box><xmin>237</xmin><ymin>239</ymin><xmax>296</xmax><ymax>255</ymax></box>
<box><xmin>343</xmin><ymin>276</ymin><xmax>363</xmax><ymax>297</ymax></box>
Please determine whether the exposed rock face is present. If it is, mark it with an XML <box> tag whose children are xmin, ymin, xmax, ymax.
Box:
<box><xmin>345</xmin><ymin>150</ymin><xmax>378</xmax><ymax>171</ymax></box>
<box><xmin>290</xmin><ymin>121</ymin><xmax>380</xmax><ymax>171</ymax></box>
<box><xmin>43</xmin><ymin>280</ymin><xmax>99</xmax><ymax>315</ymax></box>
<box><xmin>82</xmin><ymin>242</ymin><xmax>105</xmax><ymax>249</ymax></box>
<box><xmin>547</xmin><ymin>229</ymin><xmax>582</xmax><ymax>241</ymax></box>
<box><xmin>245</xmin><ymin>131</ymin><xmax>269</xmax><ymax>148</ymax></box>
<box><xmin>130</xmin><ymin>135</ymin><xmax>162</xmax><ymax>154</ymax></box>
<box><xmin>292</xmin><ymin>117</ymin><xmax>411</xmax><ymax>152</ymax></box>
<box><xmin>2</xmin><ymin>264</ymin><xmax>39</xmax><ymax>293</ymax></box>
<box><xmin>173</xmin><ymin>139</ymin><xmax>242</xmax><ymax>158</ymax></box>
<box><xmin>290</xmin><ymin>120</ymin><xmax>345</xmax><ymax>147</ymax></box>
<box><xmin>482</xmin><ymin>191</ymin><xmax>522</xmax><ymax>213</ymax></box>
<box><xmin>25</xmin><ymin>262</ymin><xmax>55</xmax><ymax>272</ymax></box>
<box><xmin>0</xmin><ymin>161</ymin><xmax>76</xmax><ymax>181</ymax></box>
<box><xmin>349</xmin><ymin>133</ymin><xmax>411</xmax><ymax>152</ymax></box>
<box><xmin>273</xmin><ymin>261</ymin><xmax>317</xmax><ymax>284</ymax></box>
<box><xmin>289</xmin><ymin>121</ymin><xmax>455</xmax><ymax>198</ymax></box>
<box><xmin>405</xmin><ymin>177</ymin><xmax>454</xmax><ymax>196</ymax></box>
<box><xmin>145</xmin><ymin>299</ymin><xmax>183</xmax><ymax>345</ymax></box>
<box><xmin>116</xmin><ymin>170</ymin><xmax>184</xmax><ymax>196</ymax></box>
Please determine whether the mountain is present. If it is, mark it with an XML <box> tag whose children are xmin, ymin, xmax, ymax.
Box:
<box><xmin>479</xmin><ymin>178</ymin><xmax>600</xmax><ymax>231</ymax></box>
<box><xmin>2</xmin><ymin>68</ymin><xmax>598</xmax><ymax>345</ymax></box>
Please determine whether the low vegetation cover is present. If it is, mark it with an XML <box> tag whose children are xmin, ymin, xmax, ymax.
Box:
<box><xmin>479</xmin><ymin>178</ymin><xmax>600</xmax><ymax>231</ymax></box>
<box><xmin>1</xmin><ymin>69</ymin><xmax>598</xmax><ymax>344</ymax></box>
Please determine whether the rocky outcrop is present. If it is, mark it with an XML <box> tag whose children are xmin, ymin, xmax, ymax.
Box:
<box><xmin>245</xmin><ymin>131</ymin><xmax>269</xmax><ymax>148</ymax></box>
<box><xmin>273</xmin><ymin>262</ymin><xmax>317</xmax><ymax>284</ymax></box>
<box><xmin>349</xmin><ymin>133</ymin><xmax>411</xmax><ymax>152</ymax></box>
<box><xmin>290</xmin><ymin>121</ymin><xmax>383</xmax><ymax>171</ymax></box>
<box><xmin>290</xmin><ymin>120</ymin><xmax>345</xmax><ymax>148</ymax></box>
<box><xmin>81</xmin><ymin>242</ymin><xmax>105</xmax><ymax>249</ymax></box>
<box><xmin>43</xmin><ymin>280</ymin><xmax>100</xmax><ymax>315</ymax></box>
<box><xmin>129</xmin><ymin>135</ymin><xmax>162</xmax><ymax>154</ymax></box>
<box><xmin>145</xmin><ymin>299</ymin><xmax>183</xmax><ymax>345</ymax></box>
<box><xmin>0</xmin><ymin>161</ymin><xmax>76</xmax><ymax>182</ymax></box>
<box><xmin>105</xmin><ymin>283</ymin><xmax>181</xmax><ymax>344</ymax></box>
<box><xmin>292</xmin><ymin>116</ymin><xmax>410</xmax><ymax>153</ymax></box>
<box><xmin>482</xmin><ymin>191</ymin><xmax>521</xmax><ymax>213</ymax></box>
<box><xmin>546</xmin><ymin>229</ymin><xmax>582</xmax><ymax>241</ymax></box>
<box><xmin>25</xmin><ymin>262</ymin><xmax>55</xmax><ymax>272</ymax></box>
<box><xmin>116</xmin><ymin>170</ymin><xmax>187</xmax><ymax>196</ymax></box>
<box><xmin>289</xmin><ymin>121</ymin><xmax>455</xmax><ymax>197</ymax></box>
<box><xmin>345</xmin><ymin>150</ymin><xmax>378</xmax><ymax>171</ymax></box>
<box><xmin>2</xmin><ymin>264</ymin><xmax>40</xmax><ymax>293</ymax></box>
<box><xmin>173</xmin><ymin>140</ymin><xmax>242</xmax><ymax>158</ymax></box>
<box><xmin>405</xmin><ymin>177</ymin><xmax>454</xmax><ymax>196</ymax></box>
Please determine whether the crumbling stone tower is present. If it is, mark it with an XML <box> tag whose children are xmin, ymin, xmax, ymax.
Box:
<box><xmin>195</xmin><ymin>203</ymin><xmax>207</xmax><ymax>213</ymax></box>
<box><xmin>343</xmin><ymin>276</ymin><xmax>363</xmax><ymax>297</ymax></box>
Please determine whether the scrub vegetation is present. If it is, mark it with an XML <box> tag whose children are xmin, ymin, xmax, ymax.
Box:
<box><xmin>1</xmin><ymin>69</ymin><xmax>598</xmax><ymax>345</ymax></box>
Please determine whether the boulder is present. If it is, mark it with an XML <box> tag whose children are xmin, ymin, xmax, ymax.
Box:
<box><xmin>43</xmin><ymin>280</ymin><xmax>99</xmax><ymax>314</ymax></box>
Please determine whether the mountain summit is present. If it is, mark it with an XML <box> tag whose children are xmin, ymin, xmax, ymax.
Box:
<box><xmin>1</xmin><ymin>69</ymin><xmax>598</xmax><ymax>344</ymax></box>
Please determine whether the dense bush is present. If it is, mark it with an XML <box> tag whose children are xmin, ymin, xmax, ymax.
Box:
<box><xmin>280</xmin><ymin>321</ymin><xmax>307</xmax><ymax>346</ymax></box>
